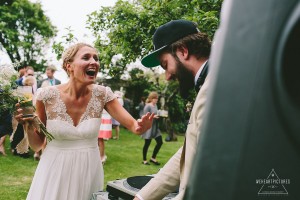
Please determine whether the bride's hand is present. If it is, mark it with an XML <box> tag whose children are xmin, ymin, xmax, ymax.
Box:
<box><xmin>135</xmin><ymin>112</ymin><xmax>155</xmax><ymax>134</ymax></box>
<box><xmin>14</xmin><ymin>103</ymin><xmax>35</xmax><ymax>124</ymax></box>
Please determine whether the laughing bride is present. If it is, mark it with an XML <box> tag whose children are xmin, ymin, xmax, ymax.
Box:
<box><xmin>16</xmin><ymin>43</ymin><xmax>154</xmax><ymax>200</ymax></box>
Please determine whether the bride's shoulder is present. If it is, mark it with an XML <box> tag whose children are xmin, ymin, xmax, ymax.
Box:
<box><xmin>93</xmin><ymin>84</ymin><xmax>105</xmax><ymax>90</ymax></box>
<box><xmin>92</xmin><ymin>84</ymin><xmax>115</xmax><ymax>102</ymax></box>
<box><xmin>93</xmin><ymin>84</ymin><xmax>113</xmax><ymax>95</ymax></box>
<box><xmin>36</xmin><ymin>86</ymin><xmax>58</xmax><ymax>101</ymax></box>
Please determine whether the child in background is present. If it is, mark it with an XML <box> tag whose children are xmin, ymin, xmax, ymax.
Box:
<box><xmin>98</xmin><ymin>109</ymin><xmax>112</xmax><ymax>164</ymax></box>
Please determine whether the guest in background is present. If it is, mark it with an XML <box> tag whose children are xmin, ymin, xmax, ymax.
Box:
<box><xmin>123</xmin><ymin>93</ymin><xmax>133</xmax><ymax>115</ymax></box>
<box><xmin>0</xmin><ymin>110</ymin><xmax>13</xmax><ymax>156</ymax></box>
<box><xmin>18</xmin><ymin>67</ymin><xmax>39</xmax><ymax>159</ymax></box>
<box><xmin>138</xmin><ymin>96</ymin><xmax>146</xmax><ymax>118</ymax></box>
<box><xmin>15</xmin><ymin>65</ymin><xmax>36</xmax><ymax>89</ymax></box>
<box><xmin>0</xmin><ymin>135</ymin><xmax>6</xmax><ymax>156</ymax></box>
<box><xmin>11</xmin><ymin>65</ymin><xmax>36</xmax><ymax>158</ymax></box>
<box><xmin>98</xmin><ymin>109</ymin><xmax>112</xmax><ymax>164</ymax></box>
<box><xmin>10</xmin><ymin>113</ymin><xmax>29</xmax><ymax>158</ymax></box>
<box><xmin>112</xmin><ymin>91</ymin><xmax>124</xmax><ymax>140</ymax></box>
<box><xmin>141</xmin><ymin>92</ymin><xmax>162</xmax><ymax>165</ymax></box>
<box><xmin>14</xmin><ymin>67</ymin><xmax>38</xmax><ymax>156</ymax></box>
<box><xmin>38</xmin><ymin>65</ymin><xmax>61</xmax><ymax>88</ymax></box>
<box><xmin>15</xmin><ymin>64</ymin><xmax>27</xmax><ymax>86</ymax></box>
<box><xmin>3</xmin><ymin>64</ymin><xmax>25</xmax><ymax>156</ymax></box>
<box><xmin>22</xmin><ymin>66</ymin><xmax>37</xmax><ymax>94</ymax></box>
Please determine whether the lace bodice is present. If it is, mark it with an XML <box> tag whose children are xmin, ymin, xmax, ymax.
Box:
<box><xmin>36</xmin><ymin>85</ymin><xmax>115</xmax><ymax>127</ymax></box>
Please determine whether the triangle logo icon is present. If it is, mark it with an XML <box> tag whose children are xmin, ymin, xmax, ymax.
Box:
<box><xmin>258</xmin><ymin>169</ymin><xmax>288</xmax><ymax>196</ymax></box>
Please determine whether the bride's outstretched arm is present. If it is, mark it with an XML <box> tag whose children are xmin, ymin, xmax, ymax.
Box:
<box><xmin>105</xmin><ymin>99</ymin><xmax>154</xmax><ymax>135</ymax></box>
<box><xmin>15</xmin><ymin>100</ymin><xmax>46</xmax><ymax>152</ymax></box>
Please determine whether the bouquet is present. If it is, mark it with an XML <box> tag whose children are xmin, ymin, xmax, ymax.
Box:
<box><xmin>0</xmin><ymin>63</ymin><xmax>20</xmax><ymax>112</ymax></box>
<box><xmin>0</xmin><ymin>63</ymin><xmax>54</xmax><ymax>142</ymax></box>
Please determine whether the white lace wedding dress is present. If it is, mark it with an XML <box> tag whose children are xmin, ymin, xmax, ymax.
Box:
<box><xmin>26</xmin><ymin>85</ymin><xmax>115</xmax><ymax>200</ymax></box>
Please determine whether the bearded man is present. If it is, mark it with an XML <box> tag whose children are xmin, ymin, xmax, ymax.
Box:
<box><xmin>134</xmin><ymin>19</ymin><xmax>211</xmax><ymax>200</ymax></box>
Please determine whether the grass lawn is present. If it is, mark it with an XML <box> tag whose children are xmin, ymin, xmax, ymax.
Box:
<box><xmin>0</xmin><ymin>128</ymin><xmax>184</xmax><ymax>200</ymax></box>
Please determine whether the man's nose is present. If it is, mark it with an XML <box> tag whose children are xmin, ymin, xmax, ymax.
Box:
<box><xmin>165</xmin><ymin>72</ymin><xmax>176</xmax><ymax>81</ymax></box>
<box><xmin>165</xmin><ymin>72</ymin><xmax>172</xmax><ymax>81</ymax></box>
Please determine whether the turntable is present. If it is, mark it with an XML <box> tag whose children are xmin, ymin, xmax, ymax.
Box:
<box><xmin>92</xmin><ymin>175</ymin><xmax>178</xmax><ymax>200</ymax></box>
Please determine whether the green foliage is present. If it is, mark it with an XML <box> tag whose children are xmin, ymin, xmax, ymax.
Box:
<box><xmin>52</xmin><ymin>27</ymin><xmax>78</xmax><ymax>61</ymax></box>
<box><xmin>165</xmin><ymin>81</ymin><xmax>186</xmax><ymax>131</ymax></box>
<box><xmin>124</xmin><ymin>68</ymin><xmax>156</xmax><ymax>117</ymax></box>
<box><xmin>0</xmin><ymin>0</ymin><xmax>57</xmax><ymax>71</ymax></box>
<box><xmin>87</xmin><ymin>0</ymin><xmax>223</xmax><ymax>67</ymax></box>
<box><xmin>162</xmin><ymin>80</ymin><xmax>197</xmax><ymax>133</ymax></box>
<box><xmin>108</xmin><ymin>57</ymin><xmax>128</xmax><ymax>81</ymax></box>
<box><xmin>87</xmin><ymin>0</ymin><xmax>223</xmax><ymax>74</ymax></box>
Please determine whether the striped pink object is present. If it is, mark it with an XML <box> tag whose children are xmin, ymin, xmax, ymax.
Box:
<box><xmin>98</xmin><ymin>110</ymin><xmax>112</xmax><ymax>139</ymax></box>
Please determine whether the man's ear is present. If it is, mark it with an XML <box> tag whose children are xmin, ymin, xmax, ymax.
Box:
<box><xmin>176</xmin><ymin>46</ymin><xmax>189</xmax><ymax>60</ymax></box>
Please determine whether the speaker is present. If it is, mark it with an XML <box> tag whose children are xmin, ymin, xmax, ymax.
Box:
<box><xmin>185</xmin><ymin>0</ymin><xmax>300</xmax><ymax>199</ymax></box>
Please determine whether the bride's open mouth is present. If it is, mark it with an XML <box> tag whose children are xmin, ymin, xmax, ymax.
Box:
<box><xmin>86</xmin><ymin>69</ymin><xmax>96</xmax><ymax>77</ymax></box>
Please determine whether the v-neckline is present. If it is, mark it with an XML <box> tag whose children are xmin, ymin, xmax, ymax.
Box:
<box><xmin>54</xmin><ymin>86</ymin><xmax>94</xmax><ymax>127</ymax></box>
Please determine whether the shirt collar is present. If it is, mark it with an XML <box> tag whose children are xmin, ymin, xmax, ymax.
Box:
<box><xmin>194</xmin><ymin>60</ymin><xmax>208</xmax><ymax>85</ymax></box>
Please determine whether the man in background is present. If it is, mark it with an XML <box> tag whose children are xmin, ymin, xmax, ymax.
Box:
<box><xmin>22</xmin><ymin>66</ymin><xmax>37</xmax><ymax>94</ymax></box>
<box><xmin>38</xmin><ymin>65</ymin><xmax>61</xmax><ymax>88</ymax></box>
<box><xmin>15</xmin><ymin>64</ymin><xmax>27</xmax><ymax>86</ymax></box>
<box><xmin>10</xmin><ymin>65</ymin><xmax>33</xmax><ymax>158</ymax></box>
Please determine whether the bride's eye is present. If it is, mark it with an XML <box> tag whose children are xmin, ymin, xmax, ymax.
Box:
<box><xmin>93</xmin><ymin>56</ymin><xmax>99</xmax><ymax>62</ymax></box>
<box><xmin>82</xmin><ymin>56</ymin><xmax>89</xmax><ymax>61</ymax></box>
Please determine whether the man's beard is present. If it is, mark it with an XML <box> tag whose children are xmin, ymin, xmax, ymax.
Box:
<box><xmin>175</xmin><ymin>59</ymin><xmax>195</xmax><ymax>99</ymax></box>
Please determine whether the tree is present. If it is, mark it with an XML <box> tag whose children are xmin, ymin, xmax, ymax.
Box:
<box><xmin>124</xmin><ymin>68</ymin><xmax>156</xmax><ymax>117</ymax></box>
<box><xmin>87</xmin><ymin>0</ymin><xmax>223</xmax><ymax>134</ymax></box>
<box><xmin>0</xmin><ymin>0</ymin><xmax>57</xmax><ymax>71</ymax></box>
<box><xmin>87</xmin><ymin>0</ymin><xmax>222</xmax><ymax>69</ymax></box>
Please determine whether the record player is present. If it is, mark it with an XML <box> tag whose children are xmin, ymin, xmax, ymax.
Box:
<box><xmin>92</xmin><ymin>175</ymin><xmax>178</xmax><ymax>200</ymax></box>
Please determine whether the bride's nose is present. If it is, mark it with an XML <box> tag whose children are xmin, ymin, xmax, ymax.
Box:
<box><xmin>89</xmin><ymin>58</ymin><xmax>99</xmax><ymax>66</ymax></box>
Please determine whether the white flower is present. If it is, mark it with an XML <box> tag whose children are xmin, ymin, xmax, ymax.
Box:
<box><xmin>0</xmin><ymin>79</ymin><xmax>10</xmax><ymax>86</ymax></box>
<box><xmin>0</xmin><ymin>64</ymin><xmax>18</xmax><ymax>86</ymax></box>
<box><xmin>0</xmin><ymin>62</ymin><xmax>21</xmax><ymax>113</ymax></box>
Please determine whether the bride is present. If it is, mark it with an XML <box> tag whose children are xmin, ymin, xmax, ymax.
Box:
<box><xmin>16</xmin><ymin>43</ymin><xmax>154</xmax><ymax>200</ymax></box>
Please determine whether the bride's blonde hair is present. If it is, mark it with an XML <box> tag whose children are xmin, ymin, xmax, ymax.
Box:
<box><xmin>62</xmin><ymin>43</ymin><xmax>96</xmax><ymax>75</ymax></box>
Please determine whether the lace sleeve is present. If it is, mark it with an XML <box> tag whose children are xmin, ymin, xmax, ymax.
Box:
<box><xmin>35</xmin><ymin>87</ymin><xmax>57</xmax><ymax>104</ymax></box>
<box><xmin>35</xmin><ymin>88</ymin><xmax>45</xmax><ymax>102</ymax></box>
<box><xmin>105</xmin><ymin>87</ymin><xmax>116</xmax><ymax>103</ymax></box>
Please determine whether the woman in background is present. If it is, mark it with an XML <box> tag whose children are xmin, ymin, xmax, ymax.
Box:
<box><xmin>141</xmin><ymin>92</ymin><xmax>163</xmax><ymax>165</ymax></box>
